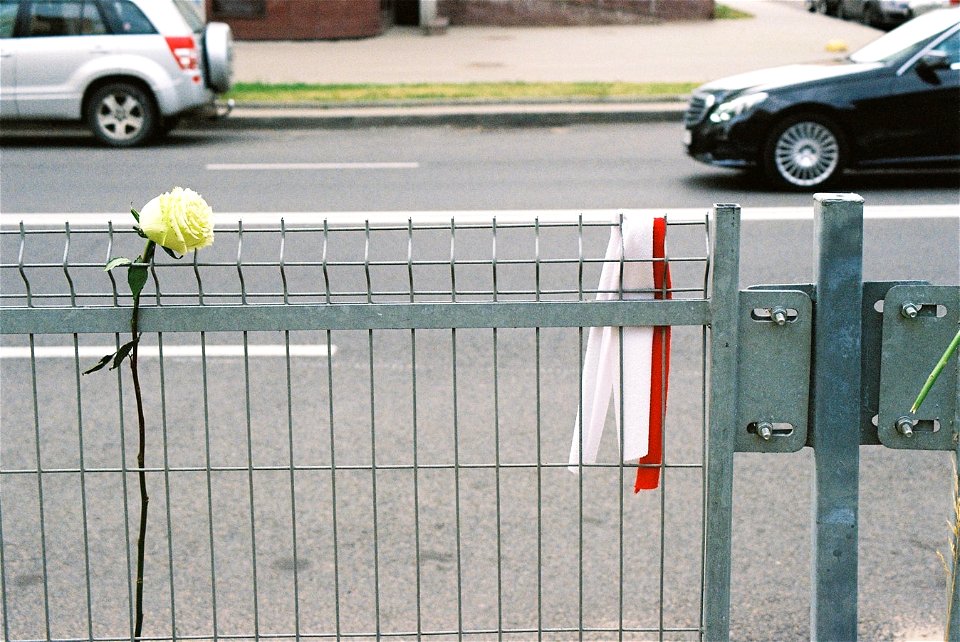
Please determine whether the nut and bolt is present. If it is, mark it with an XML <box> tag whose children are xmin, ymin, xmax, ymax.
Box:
<box><xmin>756</xmin><ymin>421</ymin><xmax>774</xmax><ymax>441</ymax></box>
<box><xmin>769</xmin><ymin>307</ymin><xmax>788</xmax><ymax>326</ymax></box>
<box><xmin>895</xmin><ymin>416</ymin><xmax>914</xmax><ymax>438</ymax></box>
<box><xmin>900</xmin><ymin>302</ymin><xmax>920</xmax><ymax>319</ymax></box>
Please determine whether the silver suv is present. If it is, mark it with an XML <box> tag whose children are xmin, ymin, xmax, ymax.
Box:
<box><xmin>0</xmin><ymin>0</ymin><xmax>233</xmax><ymax>146</ymax></box>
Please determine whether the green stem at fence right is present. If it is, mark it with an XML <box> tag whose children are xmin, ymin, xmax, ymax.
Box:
<box><xmin>911</xmin><ymin>327</ymin><xmax>960</xmax><ymax>413</ymax></box>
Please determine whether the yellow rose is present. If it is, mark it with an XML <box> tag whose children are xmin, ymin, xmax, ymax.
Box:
<box><xmin>139</xmin><ymin>187</ymin><xmax>214</xmax><ymax>255</ymax></box>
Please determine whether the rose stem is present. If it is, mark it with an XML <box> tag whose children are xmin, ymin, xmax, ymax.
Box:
<box><xmin>131</xmin><ymin>241</ymin><xmax>155</xmax><ymax>640</ymax></box>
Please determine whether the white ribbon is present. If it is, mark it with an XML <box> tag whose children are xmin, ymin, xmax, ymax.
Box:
<box><xmin>569</xmin><ymin>213</ymin><xmax>656</xmax><ymax>472</ymax></box>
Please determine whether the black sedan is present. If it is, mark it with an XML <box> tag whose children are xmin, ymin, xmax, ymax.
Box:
<box><xmin>683</xmin><ymin>8</ymin><xmax>959</xmax><ymax>189</ymax></box>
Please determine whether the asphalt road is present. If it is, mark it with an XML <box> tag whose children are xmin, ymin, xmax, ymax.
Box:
<box><xmin>1</xmin><ymin>124</ymin><xmax>959</xmax><ymax>641</ymax></box>
<box><xmin>1</xmin><ymin>123</ymin><xmax>959</xmax><ymax>213</ymax></box>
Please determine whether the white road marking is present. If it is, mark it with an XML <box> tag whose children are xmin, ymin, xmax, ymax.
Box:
<box><xmin>0</xmin><ymin>344</ymin><xmax>336</xmax><ymax>359</ymax></box>
<box><xmin>2</xmin><ymin>204</ymin><xmax>957</xmax><ymax>228</ymax></box>
<box><xmin>205</xmin><ymin>162</ymin><xmax>419</xmax><ymax>170</ymax></box>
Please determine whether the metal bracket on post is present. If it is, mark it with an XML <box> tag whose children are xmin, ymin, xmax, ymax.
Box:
<box><xmin>735</xmin><ymin>289</ymin><xmax>813</xmax><ymax>453</ymax></box>
<box><xmin>860</xmin><ymin>281</ymin><xmax>927</xmax><ymax>446</ymax></box>
<box><xmin>878</xmin><ymin>284</ymin><xmax>960</xmax><ymax>450</ymax></box>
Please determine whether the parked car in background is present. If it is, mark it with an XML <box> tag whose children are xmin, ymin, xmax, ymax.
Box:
<box><xmin>0</xmin><ymin>0</ymin><xmax>233</xmax><ymax>146</ymax></box>
<box><xmin>683</xmin><ymin>8</ymin><xmax>960</xmax><ymax>189</ymax></box>
<box><xmin>838</xmin><ymin>0</ymin><xmax>959</xmax><ymax>29</ymax></box>
<box><xmin>908</xmin><ymin>0</ymin><xmax>960</xmax><ymax>15</ymax></box>
<box><xmin>805</xmin><ymin>0</ymin><xmax>843</xmax><ymax>16</ymax></box>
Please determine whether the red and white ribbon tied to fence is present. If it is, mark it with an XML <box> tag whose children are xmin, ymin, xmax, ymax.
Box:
<box><xmin>569</xmin><ymin>214</ymin><xmax>671</xmax><ymax>492</ymax></box>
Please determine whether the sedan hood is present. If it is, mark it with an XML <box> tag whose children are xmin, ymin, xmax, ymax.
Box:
<box><xmin>697</xmin><ymin>61</ymin><xmax>883</xmax><ymax>94</ymax></box>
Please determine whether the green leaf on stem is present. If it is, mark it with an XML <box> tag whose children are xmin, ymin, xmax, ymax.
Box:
<box><xmin>133</xmin><ymin>225</ymin><xmax>147</xmax><ymax>239</ymax></box>
<box><xmin>110</xmin><ymin>339</ymin><xmax>137</xmax><ymax>370</ymax></box>
<box><xmin>105</xmin><ymin>257</ymin><xmax>132</xmax><ymax>272</ymax></box>
<box><xmin>83</xmin><ymin>352</ymin><xmax>114</xmax><ymax>375</ymax></box>
<box><xmin>82</xmin><ymin>339</ymin><xmax>138</xmax><ymax>375</ymax></box>
<box><xmin>128</xmin><ymin>264</ymin><xmax>149</xmax><ymax>299</ymax></box>
<box><xmin>131</xmin><ymin>208</ymin><xmax>140</xmax><ymax>223</ymax></box>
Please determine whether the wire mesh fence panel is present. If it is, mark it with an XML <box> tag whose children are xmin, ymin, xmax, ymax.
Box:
<box><xmin>0</xmin><ymin>213</ymin><xmax>714</xmax><ymax>641</ymax></box>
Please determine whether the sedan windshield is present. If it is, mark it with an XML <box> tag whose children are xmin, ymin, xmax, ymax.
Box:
<box><xmin>849</xmin><ymin>9</ymin><xmax>959</xmax><ymax>64</ymax></box>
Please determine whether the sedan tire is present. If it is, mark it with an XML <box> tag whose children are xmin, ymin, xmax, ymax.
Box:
<box><xmin>86</xmin><ymin>82</ymin><xmax>158</xmax><ymax>147</ymax></box>
<box><xmin>762</xmin><ymin>114</ymin><xmax>845</xmax><ymax>190</ymax></box>
<box><xmin>863</xmin><ymin>3</ymin><xmax>882</xmax><ymax>27</ymax></box>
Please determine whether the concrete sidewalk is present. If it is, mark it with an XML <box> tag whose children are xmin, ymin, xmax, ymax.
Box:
<box><xmin>221</xmin><ymin>0</ymin><xmax>881</xmax><ymax>128</ymax></box>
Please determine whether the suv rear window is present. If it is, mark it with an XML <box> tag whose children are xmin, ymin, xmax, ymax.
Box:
<box><xmin>26</xmin><ymin>0</ymin><xmax>107</xmax><ymax>36</ymax></box>
<box><xmin>101</xmin><ymin>0</ymin><xmax>155</xmax><ymax>34</ymax></box>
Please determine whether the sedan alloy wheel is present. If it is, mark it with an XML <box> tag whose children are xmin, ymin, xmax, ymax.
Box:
<box><xmin>766</xmin><ymin>117</ymin><xmax>843</xmax><ymax>188</ymax></box>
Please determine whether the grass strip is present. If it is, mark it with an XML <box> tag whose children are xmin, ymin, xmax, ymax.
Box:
<box><xmin>225</xmin><ymin>81</ymin><xmax>700</xmax><ymax>105</ymax></box>
<box><xmin>713</xmin><ymin>3</ymin><xmax>753</xmax><ymax>19</ymax></box>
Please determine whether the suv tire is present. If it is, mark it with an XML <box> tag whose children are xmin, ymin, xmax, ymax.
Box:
<box><xmin>86</xmin><ymin>82</ymin><xmax>158</xmax><ymax>147</ymax></box>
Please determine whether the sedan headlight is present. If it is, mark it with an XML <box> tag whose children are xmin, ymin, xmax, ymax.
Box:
<box><xmin>709</xmin><ymin>92</ymin><xmax>769</xmax><ymax>123</ymax></box>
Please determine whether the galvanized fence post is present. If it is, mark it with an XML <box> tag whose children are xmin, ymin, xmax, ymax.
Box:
<box><xmin>810</xmin><ymin>193</ymin><xmax>864</xmax><ymax>641</ymax></box>
<box><xmin>703</xmin><ymin>203</ymin><xmax>741</xmax><ymax>641</ymax></box>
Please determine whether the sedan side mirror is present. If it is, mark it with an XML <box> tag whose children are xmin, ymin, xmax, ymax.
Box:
<box><xmin>919</xmin><ymin>50</ymin><xmax>950</xmax><ymax>71</ymax></box>
<box><xmin>915</xmin><ymin>50</ymin><xmax>949</xmax><ymax>84</ymax></box>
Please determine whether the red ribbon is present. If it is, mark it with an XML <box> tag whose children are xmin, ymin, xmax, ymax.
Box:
<box><xmin>634</xmin><ymin>217</ymin><xmax>671</xmax><ymax>492</ymax></box>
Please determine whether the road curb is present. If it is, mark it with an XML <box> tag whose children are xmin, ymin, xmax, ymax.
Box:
<box><xmin>0</xmin><ymin>104</ymin><xmax>688</xmax><ymax>139</ymax></box>
<box><xmin>193</xmin><ymin>103</ymin><xmax>688</xmax><ymax>130</ymax></box>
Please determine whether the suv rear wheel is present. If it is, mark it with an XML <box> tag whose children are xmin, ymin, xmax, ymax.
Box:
<box><xmin>86</xmin><ymin>82</ymin><xmax>158</xmax><ymax>147</ymax></box>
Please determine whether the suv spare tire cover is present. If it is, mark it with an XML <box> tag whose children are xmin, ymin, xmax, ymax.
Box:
<box><xmin>203</xmin><ymin>22</ymin><xmax>233</xmax><ymax>93</ymax></box>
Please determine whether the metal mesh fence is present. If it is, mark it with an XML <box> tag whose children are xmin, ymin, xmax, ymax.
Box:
<box><xmin>0</xmin><ymin>213</ymin><xmax>712</xmax><ymax>641</ymax></box>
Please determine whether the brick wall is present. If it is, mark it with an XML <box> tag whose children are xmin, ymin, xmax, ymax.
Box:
<box><xmin>209</xmin><ymin>0</ymin><xmax>383</xmax><ymax>40</ymax></box>
<box><xmin>437</xmin><ymin>0</ymin><xmax>714</xmax><ymax>25</ymax></box>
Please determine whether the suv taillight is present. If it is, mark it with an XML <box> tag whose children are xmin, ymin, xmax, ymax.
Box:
<box><xmin>165</xmin><ymin>36</ymin><xmax>199</xmax><ymax>71</ymax></box>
